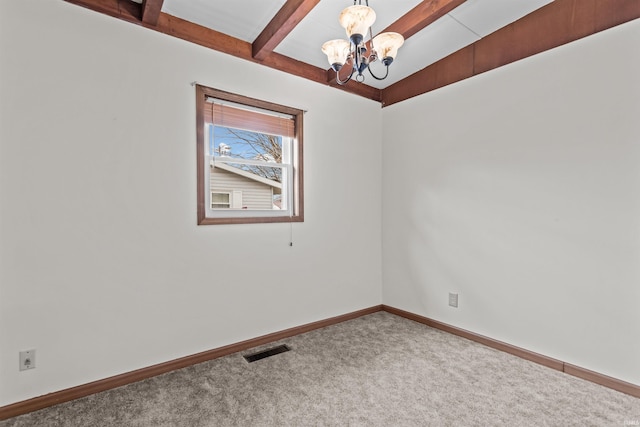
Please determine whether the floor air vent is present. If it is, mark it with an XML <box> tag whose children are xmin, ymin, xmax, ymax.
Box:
<box><xmin>243</xmin><ymin>345</ymin><xmax>291</xmax><ymax>363</ymax></box>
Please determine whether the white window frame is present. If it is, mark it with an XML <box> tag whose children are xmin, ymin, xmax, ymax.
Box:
<box><xmin>204</xmin><ymin>123</ymin><xmax>293</xmax><ymax>218</ymax></box>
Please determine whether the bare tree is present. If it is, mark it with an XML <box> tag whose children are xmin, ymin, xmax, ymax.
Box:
<box><xmin>215</xmin><ymin>127</ymin><xmax>283</xmax><ymax>182</ymax></box>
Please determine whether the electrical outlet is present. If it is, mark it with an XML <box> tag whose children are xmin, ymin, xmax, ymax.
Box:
<box><xmin>448</xmin><ymin>293</ymin><xmax>459</xmax><ymax>308</ymax></box>
<box><xmin>19</xmin><ymin>350</ymin><xmax>36</xmax><ymax>371</ymax></box>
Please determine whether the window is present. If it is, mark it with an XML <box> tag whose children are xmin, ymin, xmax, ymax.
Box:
<box><xmin>196</xmin><ymin>85</ymin><xmax>304</xmax><ymax>225</ymax></box>
<box><xmin>210</xmin><ymin>191</ymin><xmax>243</xmax><ymax>209</ymax></box>
<box><xmin>210</xmin><ymin>192</ymin><xmax>230</xmax><ymax>209</ymax></box>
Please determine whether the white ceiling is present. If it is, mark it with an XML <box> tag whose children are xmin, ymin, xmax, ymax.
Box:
<box><xmin>162</xmin><ymin>0</ymin><xmax>554</xmax><ymax>89</ymax></box>
<box><xmin>162</xmin><ymin>0</ymin><xmax>287</xmax><ymax>42</ymax></box>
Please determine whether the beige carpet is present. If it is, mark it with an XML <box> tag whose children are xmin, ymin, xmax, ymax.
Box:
<box><xmin>2</xmin><ymin>312</ymin><xmax>639</xmax><ymax>426</ymax></box>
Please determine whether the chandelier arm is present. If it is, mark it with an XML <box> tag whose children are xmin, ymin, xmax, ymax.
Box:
<box><xmin>335</xmin><ymin>58</ymin><xmax>355</xmax><ymax>85</ymax></box>
<box><xmin>367</xmin><ymin>63</ymin><xmax>390</xmax><ymax>81</ymax></box>
<box><xmin>336</xmin><ymin>68</ymin><xmax>355</xmax><ymax>85</ymax></box>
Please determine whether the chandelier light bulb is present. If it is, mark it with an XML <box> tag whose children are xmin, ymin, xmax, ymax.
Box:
<box><xmin>321</xmin><ymin>39</ymin><xmax>351</xmax><ymax>71</ymax></box>
<box><xmin>339</xmin><ymin>5</ymin><xmax>376</xmax><ymax>46</ymax></box>
<box><xmin>372</xmin><ymin>32</ymin><xmax>404</xmax><ymax>65</ymax></box>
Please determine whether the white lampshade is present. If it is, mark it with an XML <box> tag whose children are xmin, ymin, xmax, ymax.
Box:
<box><xmin>339</xmin><ymin>5</ymin><xmax>376</xmax><ymax>42</ymax></box>
<box><xmin>372</xmin><ymin>32</ymin><xmax>404</xmax><ymax>63</ymax></box>
<box><xmin>321</xmin><ymin>39</ymin><xmax>351</xmax><ymax>68</ymax></box>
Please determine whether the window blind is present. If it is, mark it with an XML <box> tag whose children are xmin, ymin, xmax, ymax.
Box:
<box><xmin>205</xmin><ymin>102</ymin><xmax>295</xmax><ymax>138</ymax></box>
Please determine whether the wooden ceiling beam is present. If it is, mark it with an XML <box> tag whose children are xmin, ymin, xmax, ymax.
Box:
<box><xmin>141</xmin><ymin>0</ymin><xmax>164</xmax><ymax>26</ymax></box>
<box><xmin>64</xmin><ymin>0</ymin><xmax>141</xmax><ymax>23</ymax></box>
<box><xmin>62</xmin><ymin>0</ymin><xmax>380</xmax><ymax>102</ymax></box>
<box><xmin>382</xmin><ymin>0</ymin><xmax>640</xmax><ymax>107</ymax></box>
<box><xmin>252</xmin><ymin>0</ymin><xmax>321</xmax><ymax>61</ymax></box>
<box><xmin>380</xmin><ymin>46</ymin><xmax>474</xmax><ymax>108</ymax></box>
<box><xmin>156</xmin><ymin>13</ymin><xmax>380</xmax><ymax>100</ymax></box>
<box><xmin>65</xmin><ymin>0</ymin><xmax>639</xmax><ymax>108</ymax></box>
<box><xmin>383</xmin><ymin>0</ymin><xmax>467</xmax><ymax>38</ymax></box>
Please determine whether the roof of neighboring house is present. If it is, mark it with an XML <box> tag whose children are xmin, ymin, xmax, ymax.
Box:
<box><xmin>212</xmin><ymin>161</ymin><xmax>282</xmax><ymax>189</ymax></box>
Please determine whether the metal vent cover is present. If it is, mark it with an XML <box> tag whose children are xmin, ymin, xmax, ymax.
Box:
<box><xmin>243</xmin><ymin>345</ymin><xmax>291</xmax><ymax>363</ymax></box>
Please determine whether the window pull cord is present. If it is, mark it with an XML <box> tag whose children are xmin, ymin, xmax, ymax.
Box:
<box><xmin>289</xmin><ymin>220</ymin><xmax>294</xmax><ymax>247</ymax></box>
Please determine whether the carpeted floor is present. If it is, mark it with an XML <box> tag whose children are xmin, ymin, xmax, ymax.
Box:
<box><xmin>2</xmin><ymin>312</ymin><xmax>639</xmax><ymax>426</ymax></box>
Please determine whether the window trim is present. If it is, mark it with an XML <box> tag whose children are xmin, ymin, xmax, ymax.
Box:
<box><xmin>196</xmin><ymin>85</ymin><xmax>304</xmax><ymax>225</ymax></box>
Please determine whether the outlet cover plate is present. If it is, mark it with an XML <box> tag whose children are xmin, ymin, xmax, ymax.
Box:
<box><xmin>449</xmin><ymin>293</ymin><xmax>459</xmax><ymax>308</ymax></box>
<box><xmin>19</xmin><ymin>350</ymin><xmax>36</xmax><ymax>371</ymax></box>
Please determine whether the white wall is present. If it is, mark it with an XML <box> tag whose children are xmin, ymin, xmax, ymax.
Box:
<box><xmin>0</xmin><ymin>0</ymin><xmax>383</xmax><ymax>405</ymax></box>
<box><xmin>382</xmin><ymin>20</ymin><xmax>640</xmax><ymax>385</ymax></box>
<box><xmin>2</xmin><ymin>0</ymin><xmax>637</xmax><ymax>410</ymax></box>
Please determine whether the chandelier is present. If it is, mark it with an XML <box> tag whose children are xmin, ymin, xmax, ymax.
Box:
<box><xmin>321</xmin><ymin>1</ymin><xmax>404</xmax><ymax>85</ymax></box>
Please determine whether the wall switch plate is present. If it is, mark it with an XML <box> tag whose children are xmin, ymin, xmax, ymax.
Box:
<box><xmin>449</xmin><ymin>293</ymin><xmax>459</xmax><ymax>308</ymax></box>
<box><xmin>19</xmin><ymin>350</ymin><xmax>36</xmax><ymax>371</ymax></box>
